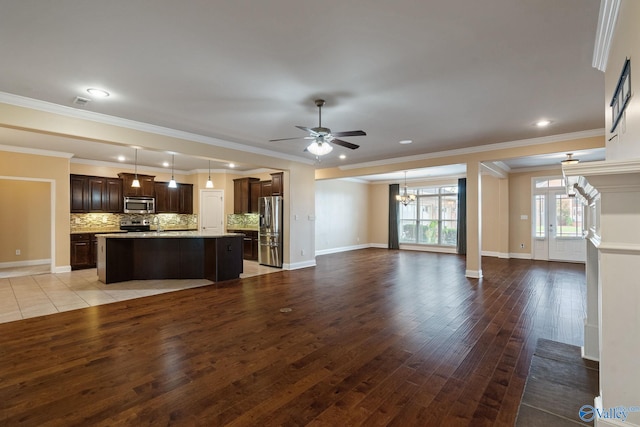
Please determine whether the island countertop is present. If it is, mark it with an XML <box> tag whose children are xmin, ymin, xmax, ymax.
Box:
<box><xmin>98</xmin><ymin>231</ymin><xmax>245</xmax><ymax>238</ymax></box>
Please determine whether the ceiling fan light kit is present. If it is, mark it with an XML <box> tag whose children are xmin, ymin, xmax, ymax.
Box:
<box><xmin>270</xmin><ymin>99</ymin><xmax>366</xmax><ymax>157</ymax></box>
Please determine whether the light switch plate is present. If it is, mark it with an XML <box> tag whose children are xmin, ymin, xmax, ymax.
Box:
<box><xmin>520</xmin><ymin>215</ymin><xmax>528</xmax><ymax>220</ymax></box>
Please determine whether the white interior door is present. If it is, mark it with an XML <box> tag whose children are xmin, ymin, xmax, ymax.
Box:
<box><xmin>548</xmin><ymin>190</ymin><xmax>586</xmax><ymax>262</ymax></box>
<box><xmin>533</xmin><ymin>187</ymin><xmax>586</xmax><ymax>262</ymax></box>
<box><xmin>200</xmin><ymin>189</ymin><xmax>224</xmax><ymax>234</ymax></box>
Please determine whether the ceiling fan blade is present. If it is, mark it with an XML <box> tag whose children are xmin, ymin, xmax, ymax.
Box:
<box><xmin>331</xmin><ymin>130</ymin><xmax>366</xmax><ymax>138</ymax></box>
<box><xmin>295</xmin><ymin>126</ymin><xmax>315</xmax><ymax>133</ymax></box>
<box><xmin>332</xmin><ymin>139</ymin><xmax>360</xmax><ymax>150</ymax></box>
<box><xmin>269</xmin><ymin>136</ymin><xmax>306</xmax><ymax>142</ymax></box>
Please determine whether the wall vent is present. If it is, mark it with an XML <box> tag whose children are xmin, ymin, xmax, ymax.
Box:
<box><xmin>73</xmin><ymin>96</ymin><xmax>91</xmax><ymax>106</ymax></box>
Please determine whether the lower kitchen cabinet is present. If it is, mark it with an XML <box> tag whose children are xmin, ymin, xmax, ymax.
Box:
<box><xmin>70</xmin><ymin>233</ymin><xmax>98</xmax><ymax>270</ymax></box>
<box><xmin>229</xmin><ymin>229</ymin><xmax>258</xmax><ymax>260</ymax></box>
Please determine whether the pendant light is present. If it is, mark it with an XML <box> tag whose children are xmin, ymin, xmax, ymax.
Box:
<box><xmin>206</xmin><ymin>160</ymin><xmax>214</xmax><ymax>188</ymax></box>
<box><xmin>396</xmin><ymin>171</ymin><xmax>416</xmax><ymax>206</ymax></box>
<box><xmin>168</xmin><ymin>154</ymin><xmax>177</xmax><ymax>188</ymax></box>
<box><xmin>131</xmin><ymin>149</ymin><xmax>141</xmax><ymax>188</ymax></box>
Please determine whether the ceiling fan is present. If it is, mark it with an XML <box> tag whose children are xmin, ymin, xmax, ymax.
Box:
<box><xmin>269</xmin><ymin>99</ymin><xmax>366</xmax><ymax>156</ymax></box>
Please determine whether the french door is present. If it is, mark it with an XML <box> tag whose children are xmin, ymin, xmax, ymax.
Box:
<box><xmin>533</xmin><ymin>189</ymin><xmax>586</xmax><ymax>262</ymax></box>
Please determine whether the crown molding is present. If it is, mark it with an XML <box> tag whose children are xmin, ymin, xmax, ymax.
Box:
<box><xmin>0</xmin><ymin>91</ymin><xmax>315</xmax><ymax>166</ymax></box>
<box><xmin>592</xmin><ymin>0</ymin><xmax>621</xmax><ymax>72</ymax></box>
<box><xmin>0</xmin><ymin>143</ymin><xmax>74</xmax><ymax>158</ymax></box>
<box><xmin>339</xmin><ymin>129</ymin><xmax>605</xmax><ymax>171</ymax></box>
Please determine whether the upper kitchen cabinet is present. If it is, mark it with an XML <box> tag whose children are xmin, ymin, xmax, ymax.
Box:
<box><xmin>155</xmin><ymin>182</ymin><xmax>193</xmax><ymax>214</ymax></box>
<box><xmin>118</xmin><ymin>173</ymin><xmax>155</xmax><ymax>197</ymax></box>
<box><xmin>70</xmin><ymin>174</ymin><xmax>123</xmax><ymax>213</ymax></box>
<box><xmin>233</xmin><ymin>177</ymin><xmax>259</xmax><ymax>214</ymax></box>
<box><xmin>270</xmin><ymin>172</ymin><xmax>284</xmax><ymax>196</ymax></box>
<box><xmin>250</xmin><ymin>180</ymin><xmax>261</xmax><ymax>213</ymax></box>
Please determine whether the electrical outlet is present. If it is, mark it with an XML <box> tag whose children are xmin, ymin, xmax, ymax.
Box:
<box><xmin>520</xmin><ymin>243</ymin><xmax>525</xmax><ymax>249</ymax></box>
<box><xmin>301</xmin><ymin>249</ymin><xmax>305</xmax><ymax>256</ymax></box>
<box><xmin>15</xmin><ymin>249</ymin><xmax>21</xmax><ymax>255</ymax></box>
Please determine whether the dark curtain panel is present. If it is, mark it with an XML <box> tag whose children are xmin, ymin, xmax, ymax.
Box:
<box><xmin>389</xmin><ymin>184</ymin><xmax>400</xmax><ymax>249</ymax></box>
<box><xmin>457</xmin><ymin>178</ymin><xmax>467</xmax><ymax>255</ymax></box>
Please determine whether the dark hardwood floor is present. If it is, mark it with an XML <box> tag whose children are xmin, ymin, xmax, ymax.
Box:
<box><xmin>0</xmin><ymin>249</ymin><xmax>586</xmax><ymax>426</ymax></box>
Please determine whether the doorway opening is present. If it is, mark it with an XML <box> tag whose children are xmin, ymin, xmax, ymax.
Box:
<box><xmin>532</xmin><ymin>177</ymin><xmax>585</xmax><ymax>262</ymax></box>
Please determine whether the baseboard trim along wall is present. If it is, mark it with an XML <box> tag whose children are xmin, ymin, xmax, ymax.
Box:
<box><xmin>481</xmin><ymin>251</ymin><xmax>510</xmax><ymax>259</ymax></box>
<box><xmin>465</xmin><ymin>269</ymin><xmax>483</xmax><ymax>279</ymax></box>
<box><xmin>54</xmin><ymin>265</ymin><xmax>72</xmax><ymax>274</ymax></box>
<box><xmin>0</xmin><ymin>259</ymin><xmax>50</xmax><ymax>268</ymax></box>
<box><xmin>509</xmin><ymin>252</ymin><xmax>532</xmax><ymax>260</ymax></box>
<box><xmin>399</xmin><ymin>244</ymin><xmax>457</xmax><ymax>254</ymax></box>
<box><xmin>315</xmin><ymin>244</ymin><xmax>370</xmax><ymax>256</ymax></box>
<box><xmin>284</xmin><ymin>260</ymin><xmax>316</xmax><ymax>270</ymax></box>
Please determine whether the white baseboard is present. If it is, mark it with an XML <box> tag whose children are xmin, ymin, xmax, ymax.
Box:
<box><xmin>0</xmin><ymin>259</ymin><xmax>50</xmax><ymax>268</ymax></box>
<box><xmin>369</xmin><ymin>243</ymin><xmax>388</xmax><ymax>249</ymax></box>
<box><xmin>283</xmin><ymin>260</ymin><xmax>316</xmax><ymax>270</ymax></box>
<box><xmin>465</xmin><ymin>269</ymin><xmax>483</xmax><ymax>279</ymax></box>
<box><xmin>481</xmin><ymin>251</ymin><xmax>510</xmax><ymax>259</ymax></box>
<box><xmin>593</xmin><ymin>395</ymin><xmax>639</xmax><ymax>426</ymax></box>
<box><xmin>399</xmin><ymin>244</ymin><xmax>457</xmax><ymax>254</ymax></box>
<box><xmin>509</xmin><ymin>252</ymin><xmax>532</xmax><ymax>260</ymax></box>
<box><xmin>54</xmin><ymin>265</ymin><xmax>72</xmax><ymax>274</ymax></box>
<box><xmin>315</xmin><ymin>243</ymin><xmax>370</xmax><ymax>256</ymax></box>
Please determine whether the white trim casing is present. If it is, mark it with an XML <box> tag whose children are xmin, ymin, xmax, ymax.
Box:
<box><xmin>315</xmin><ymin>244</ymin><xmax>370</xmax><ymax>256</ymax></box>
<box><xmin>465</xmin><ymin>269</ymin><xmax>483</xmax><ymax>279</ymax></box>
<box><xmin>0</xmin><ymin>259</ymin><xmax>51</xmax><ymax>269</ymax></box>
<box><xmin>592</xmin><ymin>0</ymin><xmax>622</xmax><ymax>72</ymax></box>
<box><xmin>283</xmin><ymin>260</ymin><xmax>316</xmax><ymax>270</ymax></box>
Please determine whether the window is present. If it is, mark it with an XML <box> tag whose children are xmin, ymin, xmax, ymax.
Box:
<box><xmin>555</xmin><ymin>194</ymin><xmax>583</xmax><ymax>238</ymax></box>
<box><xmin>399</xmin><ymin>185</ymin><xmax>458</xmax><ymax>246</ymax></box>
<box><xmin>534</xmin><ymin>194</ymin><xmax>546</xmax><ymax>238</ymax></box>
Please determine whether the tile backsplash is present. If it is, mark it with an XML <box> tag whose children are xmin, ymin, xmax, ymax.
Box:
<box><xmin>227</xmin><ymin>213</ymin><xmax>259</xmax><ymax>229</ymax></box>
<box><xmin>71</xmin><ymin>213</ymin><xmax>198</xmax><ymax>232</ymax></box>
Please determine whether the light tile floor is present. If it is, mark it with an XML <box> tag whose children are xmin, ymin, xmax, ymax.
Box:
<box><xmin>0</xmin><ymin>261</ymin><xmax>281</xmax><ymax>324</ymax></box>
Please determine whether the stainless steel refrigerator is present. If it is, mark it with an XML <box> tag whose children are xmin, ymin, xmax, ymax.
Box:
<box><xmin>258</xmin><ymin>196</ymin><xmax>283</xmax><ymax>267</ymax></box>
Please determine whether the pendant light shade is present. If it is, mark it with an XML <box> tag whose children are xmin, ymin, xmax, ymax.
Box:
<box><xmin>206</xmin><ymin>160</ymin><xmax>214</xmax><ymax>188</ymax></box>
<box><xmin>307</xmin><ymin>139</ymin><xmax>333</xmax><ymax>156</ymax></box>
<box><xmin>168</xmin><ymin>154</ymin><xmax>177</xmax><ymax>188</ymax></box>
<box><xmin>132</xmin><ymin>149</ymin><xmax>141</xmax><ymax>188</ymax></box>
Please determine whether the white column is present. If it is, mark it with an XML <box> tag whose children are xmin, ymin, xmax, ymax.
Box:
<box><xmin>582</xmin><ymin>238</ymin><xmax>599</xmax><ymax>361</ymax></box>
<box><xmin>465</xmin><ymin>161</ymin><xmax>482</xmax><ymax>278</ymax></box>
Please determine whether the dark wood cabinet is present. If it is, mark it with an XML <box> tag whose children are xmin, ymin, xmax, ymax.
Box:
<box><xmin>119</xmin><ymin>173</ymin><xmax>155</xmax><ymax>197</ymax></box>
<box><xmin>229</xmin><ymin>229</ymin><xmax>258</xmax><ymax>260</ymax></box>
<box><xmin>250</xmin><ymin>180</ymin><xmax>261</xmax><ymax>213</ymax></box>
<box><xmin>179</xmin><ymin>184</ymin><xmax>193</xmax><ymax>214</ymax></box>
<box><xmin>71</xmin><ymin>233</ymin><xmax>99</xmax><ymax>270</ymax></box>
<box><xmin>70</xmin><ymin>175</ymin><xmax>123</xmax><ymax>213</ymax></box>
<box><xmin>155</xmin><ymin>182</ymin><xmax>193</xmax><ymax>214</ymax></box>
<box><xmin>270</xmin><ymin>172</ymin><xmax>283</xmax><ymax>196</ymax></box>
<box><xmin>260</xmin><ymin>180</ymin><xmax>272</xmax><ymax>197</ymax></box>
<box><xmin>233</xmin><ymin>177</ymin><xmax>259</xmax><ymax>214</ymax></box>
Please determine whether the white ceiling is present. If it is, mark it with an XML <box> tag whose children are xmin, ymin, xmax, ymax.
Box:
<box><xmin>0</xmin><ymin>0</ymin><xmax>605</xmax><ymax>178</ymax></box>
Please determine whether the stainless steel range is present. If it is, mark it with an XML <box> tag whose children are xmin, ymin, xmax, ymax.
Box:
<box><xmin>120</xmin><ymin>219</ymin><xmax>151</xmax><ymax>232</ymax></box>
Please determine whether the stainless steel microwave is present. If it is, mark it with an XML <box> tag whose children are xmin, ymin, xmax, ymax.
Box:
<box><xmin>123</xmin><ymin>196</ymin><xmax>155</xmax><ymax>214</ymax></box>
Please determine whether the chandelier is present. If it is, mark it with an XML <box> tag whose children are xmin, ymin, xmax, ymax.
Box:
<box><xmin>396</xmin><ymin>171</ymin><xmax>416</xmax><ymax>206</ymax></box>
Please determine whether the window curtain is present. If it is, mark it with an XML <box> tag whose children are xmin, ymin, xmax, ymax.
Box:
<box><xmin>456</xmin><ymin>178</ymin><xmax>467</xmax><ymax>254</ymax></box>
<box><xmin>389</xmin><ymin>184</ymin><xmax>400</xmax><ymax>249</ymax></box>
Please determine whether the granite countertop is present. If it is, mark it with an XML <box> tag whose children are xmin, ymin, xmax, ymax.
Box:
<box><xmin>71</xmin><ymin>229</ymin><xmax>127</xmax><ymax>235</ymax></box>
<box><xmin>227</xmin><ymin>227</ymin><xmax>258</xmax><ymax>231</ymax></box>
<box><xmin>97</xmin><ymin>231</ymin><xmax>244</xmax><ymax>238</ymax></box>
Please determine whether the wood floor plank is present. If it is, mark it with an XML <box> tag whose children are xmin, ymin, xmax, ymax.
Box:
<box><xmin>0</xmin><ymin>250</ymin><xmax>589</xmax><ymax>426</ymax></box>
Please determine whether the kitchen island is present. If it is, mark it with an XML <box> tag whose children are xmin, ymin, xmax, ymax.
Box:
<box><xmin>97</xmin><ymin>231</ymin><xmax>244</xmax><ymax>284</ymax></box>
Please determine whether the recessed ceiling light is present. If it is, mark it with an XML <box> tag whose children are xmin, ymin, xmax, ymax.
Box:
<box><xmin>339</xmin><ymin>154</ymin><xmax>346</xmax><ymax>160</ymax></box>
<box><xmin>162</xmin><ymin>161</ymin><xmax>170</xmax><ymax>167</ymax></box>
<box><xmin>399</xmin><ymin>140</ymin><xmax>413</xmax><ymax>145</ymax></box>
<box><xmin>117</xmin><ymin>155</ymin><xmax>126</xmax><ymax>162</ymax></box>
<box><xmin>535</xmin><ymin>119</ymin><xmax>551</xmax><ymax>127</ymax></box>
<box><xmin>229</xmin><ymin>163</ymin><xmax>235</xmax><ymax>168</ymax></box>
<box><xmin>87</xmin><ymin>88</ymin><xmax>110</xmax><ymax>98</ymax></box>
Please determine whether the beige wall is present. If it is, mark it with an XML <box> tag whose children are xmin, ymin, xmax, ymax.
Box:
<box><xmin>315</xmin><ymin>179</ymin><xmax>369</xmax><ymax>252</ymax></box>
<box><xmin>0</xmin><ymin>179</ymin><xmax>51</xmax><ymax>263</ymax></box>
<box><xmin>481</xmin><ymin>175</ymin><xmax>501</xmax><ymax>253</ymax></box>
<box><xmin>369</xmin><ymin>183</ymin><xmax>389</xmax><ymax>246</ymax></box>
<box><xmin>0</xmin><ymin>149</ymin><xmax>70</xmax><ymax>269</ymax></box>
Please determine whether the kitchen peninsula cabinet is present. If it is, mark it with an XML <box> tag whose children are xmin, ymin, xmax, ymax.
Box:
<box><xmin>70</xmin><ymin>175</ymin><xmax>123</xmax><ymax>213</ymax></box>
<box><xmin>119</xmin><ymin>173</ymin><xmax>155</xmax><ymax>197</ymax></box>
<box><xmin>97</xmin><ymin>232</ymin><xmax>243</xmax><ymax>283</ymax></box>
